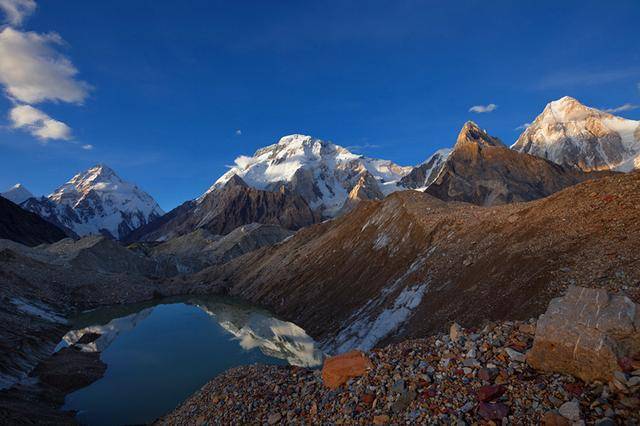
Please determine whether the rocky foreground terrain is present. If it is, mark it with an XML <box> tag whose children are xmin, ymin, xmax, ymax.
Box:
<box><xmin>160</xmin><ymin>287</ymin><xmax>640</xmax><ymax>425</ymax></box>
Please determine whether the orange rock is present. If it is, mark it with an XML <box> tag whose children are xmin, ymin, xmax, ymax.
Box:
<box><xmin>542</xmin><ymin>411</ymin><xmax>570</xmax><ymax>426</ymax></box>
<box><xmin>373</xmin><ymin>414</ymin><xmax>390</xmax><ymax>425</ymax></box>
<box><xmin>321</xmin><ymin>350</ymin><xmax>373</xmax><ymax>389</ymax></box>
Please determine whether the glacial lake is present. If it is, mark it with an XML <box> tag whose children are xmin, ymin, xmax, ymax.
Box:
<box><xmin>58</xmin><ymin>296</ymin><xmax>323</xmax><ymax>426</ymax></box>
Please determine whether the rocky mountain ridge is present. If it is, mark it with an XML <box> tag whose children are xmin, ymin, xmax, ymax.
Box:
<box><xmin>513</xmin><ymin>96</ymin><xmax>640</xmax><ymax>172</ymax></box>
<box><xmin>425</xmin><ymin>121</ymin><xmax>611</xmax><ymax>205</ymax></box>
<box><xmin>208</xmin><ymin>134</ymin><xmax>413</xmax><ymax>217</ymax></box>
<box><xmin>127</xmin><ymin>175</ymin><xmax>319</xmax><ymax>242</ymax></box>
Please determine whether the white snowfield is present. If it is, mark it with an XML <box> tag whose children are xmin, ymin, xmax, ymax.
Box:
<box><xmin>513</xmin><ymin>96</ymin><xmax>640</xmax><ymax>172</ymax></box>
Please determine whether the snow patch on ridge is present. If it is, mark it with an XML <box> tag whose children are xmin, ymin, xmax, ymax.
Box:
<box><xmin>331</xmin><ymin>282</ymin><xmax>429</xmax><ymax>353</ymax></box>
<box><xmin>327</xmin><ymin>257</ymin><xmax>429</xmax><ymax>353</ymax></box>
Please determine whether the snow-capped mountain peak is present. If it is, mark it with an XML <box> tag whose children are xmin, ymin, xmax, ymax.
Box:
<box><xmin>1</xmin><ymin>183</ymin><xmax>34</xmax><ymax>204</ymax></box>
<box><xmin>513</xmin><ymin>97</ymin><xmax>640</xmax><ymax>172</ymax></box>
<box><xmin>207</xmin><ymin>134</ymin><xmax>412</xmax><ymax>217</ymax></box>
<box><xmin>23</xmin><ymin>164</ymin><xmax>164</xmax><ymax>240</ymax></box>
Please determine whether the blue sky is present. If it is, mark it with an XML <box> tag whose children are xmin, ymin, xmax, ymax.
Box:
<box><xmin>0</xmin><ymin>0</ymin><xmax>639</xmax><ymax>210</ymax></box>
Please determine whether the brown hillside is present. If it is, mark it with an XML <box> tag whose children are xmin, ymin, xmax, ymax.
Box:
<box><xmin>189</xmin><ymin>172</ymin><xmax>640</xmax><ymax>350</ymax></box>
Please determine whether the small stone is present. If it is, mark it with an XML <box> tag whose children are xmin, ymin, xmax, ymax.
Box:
<box><xmin>373</xmin><ymin>414</ymin><xmax>390</xmax><ymax>425</ymax></box>
<box><xmin>267</xmin><ymin>412</ymin><xmax>282</xmax><ymax>425</ymax></box>
<box><xmin>476</xmin><ymin>385</ymin><xmax>506</xmax><ymax>402</ymax></box>
<box><xmin>594</xmin><ymin>418</ymin><xmax>615</xmax><ymax>426</ymax></box>
<box><xmin>450</xmin><ymin>322</ymin><xmax>463</xmax><ymax>343</ymax></box>
<box><xmin>462</xmin><ymin>358</ymin><xmax>480</xmax><ymax>367</ymax></box>
<box><xmin>460</xmin><ymin>401</ymin><xmax>475</xmax><ymax>413</ymax></box>
<box><xmin>478</xmin><ymin>402</ymin><xmax>509</xmax><ymax>420</ymax></box>
<box><xmin>391</xmin><ymin>379</ymin><xmax>406</xmax><ymax>394</ymax></box>
<box><xmin>542</xmin><ymin>411</ymin><xmax>570</xmax><ymax>426</ymax></box>
<box><xmin>518</xmin><ymin>323</ymin><xmax>536</xmax><ymax>334</ymax></box>
<box><xmin>558</xmin><ymin>399</ymin><xmax>581</xmax><ymax>421</ymax></box>
<box><xmin>504</xmin><ymin>347</ymin><xmax>525</xmax><ymax>363</ymax></box>
<box><xmin>619</xmin><ymin>396</ymin><xmax>639</xmax><ymax>409</ymax></box>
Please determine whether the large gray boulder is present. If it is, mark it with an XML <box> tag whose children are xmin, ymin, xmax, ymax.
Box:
<box><xmin>527</xmin><ymin>286</ymin><xmax>640</xmax><ymax>382</ymax></box>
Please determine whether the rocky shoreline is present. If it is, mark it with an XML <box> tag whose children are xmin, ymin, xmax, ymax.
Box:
<box><xmin>160</xmin><ymin>317</ymin><xmax>639</xmax><ymax>425</ymax></box>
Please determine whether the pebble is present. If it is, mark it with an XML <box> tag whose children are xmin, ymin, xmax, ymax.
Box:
<box><xmin>558</xmin><ymin>399</ymin><xmax>581</xmax><ymax>421</ymax></box>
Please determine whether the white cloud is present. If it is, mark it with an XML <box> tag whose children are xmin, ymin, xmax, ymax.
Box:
<box><xmin>235</xmin><ymin>129</ymin><xmax>242</xmax><ymax>135</ymax></box>
<box><xmin>515</xmin><ymin>122</ymin><xmax>531</xmax><ymax>131</ymax></box>
<box><xmin>82</xmin><ymin>144</ymin><xmax>93</xmax><ymax>150</ymax></box>
<box><xmin>0</xmin><ymin>0</ymin><xmax>36</xmax><ymax>26</ymax></box>
<box><xmin>9</xmin><ymin>104</ymin><xmax>72</xmax><ymax>141</ymax></box>
<box><xmin>469</xmin><ymin>103</ymin><xmax>497</xmax><ymax>113</ymax></box>
<box><xmin>603</xmin><ymin>103</ymin><xmax>638</xmax><ymax>113</ymax></box>
<box><xmin>0</xmin><ymin>27</ymin><xmax>90</xmax><ymax>104</ymax></box>
<box><xmin>234</xmin><ymin>155</ymin><xmax>256</xmax><ymax>169</ymax></box>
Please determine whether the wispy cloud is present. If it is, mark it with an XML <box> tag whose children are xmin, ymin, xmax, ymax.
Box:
<box><xmin>537</xmin><ymin>68</ymin><xmax>639</xmax><ymax>90</ymax></box>
<box><xmin>0</xmin><ymin>27</ymin><xmax>91</xmax><ymax>104</ymax></box>
<box><xmin>0</xmin><ymin>0</ymin><xmax>36</xmax><ymax>26</ymax></box>
<box><xmin>346</xmin><ymin>143</ymin><xmax>382</xmax><ymax>152</ymax></box>
<box><xmin>515</xmin><ymin>123</ymin><xmax>531</xmax><ymax>131</ymax></box>
<box><xmin>603</xmin><ymin>103</ymin><xmax>638</xmax><ymax>113</ymax></box>
<box><xmin>9</xmin><ymin>104</ymin><xmax>72</xmax><ymax>141</ymax></box>
<box><xmin>82</xmin><ymin>144</ymin><xmax>93</xmax><ymax>150</ymax></box>
<box><xmin>0</xmin><ymin>2</ymin><xmax>92</xmax><ymax>146</ymax></box>
<box><xmin>469</xmin><ymin>104</ymin><xmax>497</xmax><ymax>113</ymax></box>
<box><xmin>235</xmin><ymin>129</ymin><xmax>242</xmax><ymax>136</ymax></box>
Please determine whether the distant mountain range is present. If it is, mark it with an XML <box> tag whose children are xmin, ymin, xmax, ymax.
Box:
<box><xmin>7</xmin><ymin>165</ymin><xmax>163</xmax><ymax>240</ymax></box>
<box><xmin>3</xmin><ymin>96</ymin><xmax>638</xmax><ymax>242</ymax></box>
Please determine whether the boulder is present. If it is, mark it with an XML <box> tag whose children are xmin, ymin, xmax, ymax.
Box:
<box><xmin>527</xmin><ymin>286</ymin><xmax>640</xmax><ymax>382</ymax></box>
<box><xmin>321</xmin><ymin>350</ymin><xmax>373</xmax><ymax>389</ymax></box>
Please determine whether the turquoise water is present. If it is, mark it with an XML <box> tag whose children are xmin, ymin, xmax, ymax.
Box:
<box><xmin>61</xmin><ymin>296</ymin><xmax>322</xmax><ymax>426</ymax></box>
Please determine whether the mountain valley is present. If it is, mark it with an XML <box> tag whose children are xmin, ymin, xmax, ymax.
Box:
<box><xmin>1</xmin><ymin>96</ymin><xmax>639</xmax><ymax>424</ymax></box>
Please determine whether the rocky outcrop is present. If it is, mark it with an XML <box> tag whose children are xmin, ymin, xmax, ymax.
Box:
<box><xmin>149</xmin><ymin>224</ymin><xmax>294</xmax><ymax>273</ymax></box>
<box><xmin>0</xmin><ymin>196</ymin><xmax>67</xmax><ymax>246</ymax></box>
<box><xmin>128</xmin><ymin>176</ymin><xmax>319</xmax><ymax>242</ymax></box>
<box><xmin>426</xmin><ymin>121</ymin><xmax>610</xmax><ymax>206</ymax></box>
<box><xmin>527</xmin><ymin>286</ymin><xmax>640</xmax><ymax>382</ymax></box>
<box><xmin>398</xmin><ymin>148</ymin><xmax>451</xmax><ymax>190</ymax></box>
<box><xmin>44</xmin><ymin>236</ymin><xmax>167</xmax><ymax>277</ymax></box>
<box><xmin>513</xmin><ymin>96</ymin><xmax>640</xmax><ymax>172</ymax></box>
<box><xmin>339</xmin><ymin>172</ymin><xmax>384</xmax><ymax>214</ymax></box>
<box><xmin>321</xmin><ymin>350</ymin><xmax>373</xmax><ymax>389</ymax></box>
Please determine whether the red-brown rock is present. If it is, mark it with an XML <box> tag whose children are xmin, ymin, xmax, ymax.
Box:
<box><xmin>542</xmin><ymin>411</ymin><xmax>571</xmax><ymax>426</ymax></box>
<box><xmin>476</xmin><ymin>384</ymin><xmax>506</xmax><ymax>402</ymax></box>
<box><xmin>321</xmin><ymin>350</ymin><xmax>373</xmax><ymax>389</ymax></box>
<box><xmin>477</xmin><ymin>402</ymin><xmax>509</xmax><ymax>420</ymax></box>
